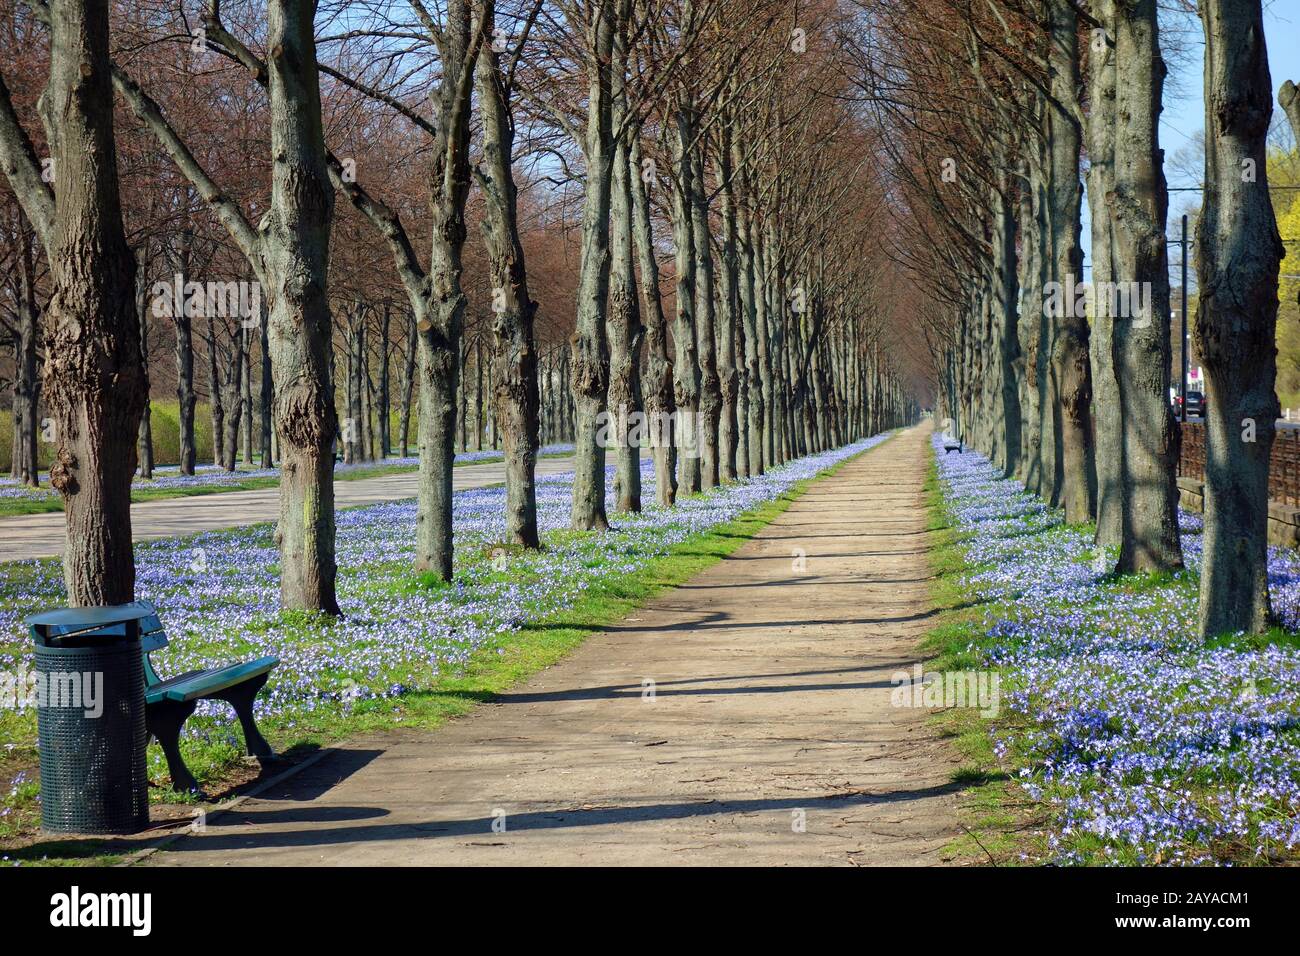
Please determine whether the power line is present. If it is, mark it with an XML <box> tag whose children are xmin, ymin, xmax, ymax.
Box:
<box><xmin>1169</xmin><ymin>185</ymin><xmax>1300</xmax><ymax>191</ymax></box>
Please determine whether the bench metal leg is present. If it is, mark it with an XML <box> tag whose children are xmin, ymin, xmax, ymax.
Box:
<box><xmin>211</xmin><ymin>674</ymin><xmax>275</xmax><ymax>761</ymax></box>
<box><xmin>146</xmin><ymin>699</ymin><xmax>202</xmax><ymax>794</ymax></box>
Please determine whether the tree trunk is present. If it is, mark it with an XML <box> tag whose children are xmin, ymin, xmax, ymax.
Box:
<box><xmin>260</xmin><ymin>301</ymin><xmax>273</xmax><ymax>466</ymax></box>
<box><xmin>569</xmin><ymin>0</ymin><xmax>616</xmax><ymax>531</ymax></box>
<box><xmin>174</xmin><ymin>229</ymin><xmax>197</xmax><ymax>475</ymax></box>
<box><xmin>473</xmin><ymin>337</ymin><xmax>484</xmax><ymax>452</ymax></box>
<box><xmin>1194</xmin><ymin>0</ymin><xmax>1284</xmax><ymax>637</ymax></box>
<box><xmin>750</xmin><ymin>217</ymin><xmax>770</xmax><ymax>474</ymax></box>
<box><xmin>1112</xmin><ymin>0</ymin><xmax>1183</xmax><ymax>573</ymax></box>
<box><xmin>689</xmin><ymin>132</ymin><xmax>721</xmax><ymax>488</ymax></box>
<box><xmin>39</xmin><ymin>0</ymin><xmax>148</xmax><ymax>605</ymax></box>
<box><xmin>716</xmin><ymin>114</ymin><xmax>740</xmax><ymax>483</ymax></box>
<box><xmin>136</xmin><ymin>264</ymin><xmax>154</xmax><ymax>479</ymax></box>
<box><xmin>205</xmin><ymin>316</ymin><xmax>224</xmax><ymax>469</ymax></box>
<box><xmin>476</xmin><ymin>2</ymin><xmax>540</xmax><ymax>546</ymax></box>
<box><xmin>344</xmin><ymin>309</ymin><xmax>361</xmax><ymax>464</ymax></box>
<box><xmin>1047</xmin><ymin>0</ymin><xmax>1095</xmax><ymax>522</ymax></box>
<box><xmin>415</xmin><ymin>0</ymin><xmax>474</xmax><ymax>579</ymax></box>
<box><xmin>399</xmin><ymin>311</ymin><xmax>416</xmax><ymax>457</ymax></box>
<box><xmin>379</xmin><ymin>303</ymin><xmax>391</xmax><ymax>457</ymax></box>
<box><xmin>240</xmin><ymin>321</ymin><xmax>253</xmax><ymax>465</ymax></box>
<box><xmin>1086</xmin><ymin>9</ymin><xmax>1123</xmax><ymax>552</ymax></box>
<box><xmin>464</xmin><ymin>341</ymin><xmax>475</xmax><ymax>450</ymax></box>
<box><xmin>607</xmin><ymin>22</ymin><xmax>643</xmax><ymax>514</ymax></box>
<box><xmin>1016</xmin><ymin>151</ymin><xmax>1046</xmax><ymax>493</ymax></box>
<box><xmin>263</xmin><ymin>0</ymin><xmax>340</xmax><ymax>615</ymax></box>
<box><xmin>992</xmin><ymin>181</ymin><xmax>1021</xmax><ymax>478</ymax></box>
<box><xmin>671</xmin><ymin>103</ymin><xmax>701</xmax><ymax>493</ymax></box>
<box><xmin>221</xmin><ymin>317</ymin><xmax>247</xmax><ymax>471</ymax></box>
<box><xmin>628</xmin><ymin>132</ymin><xmax>676</xmax><ymax>507</ymax></box>
<box><xmin>363</xmin><ymin>319</ymin><xmax>375</xmax><ymax>460</ymax></box>
<box><xmin>12</xmin><ymin>223</ymin><xmax>40</xmax><ymax>487</ymax></box>
<box><xmin>1280</xmin><ymin>80</ymin><xmax>1300</xmax><ymax>140</ymax></box>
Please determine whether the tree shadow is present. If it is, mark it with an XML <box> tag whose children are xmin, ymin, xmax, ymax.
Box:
<box><xmin>162</xmin><ymin>780</ymin><xmax>972</xmax><ymax>854</ymax></box>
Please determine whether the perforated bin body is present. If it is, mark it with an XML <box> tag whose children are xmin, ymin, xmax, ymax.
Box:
<box><xmin>34</xmin><ymin>640</ymin><xmax>148</xmax><ymax>834</ymax></box>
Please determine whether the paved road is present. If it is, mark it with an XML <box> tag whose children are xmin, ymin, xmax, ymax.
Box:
<box><xmin>145</xmin><ymin>425</ymin><xmax>963</xmax><ymax>867</ymax></box>
<box><xmin>0</xmin><ymin>456</ymin><xmax>581</xmax><ymax>564</ymax></box>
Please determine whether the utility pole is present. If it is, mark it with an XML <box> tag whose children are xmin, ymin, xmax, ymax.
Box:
<box><xmin>1180</xmin><ymin>213</ymin><xmax>1189</xmax><ymax>423</ymax></box>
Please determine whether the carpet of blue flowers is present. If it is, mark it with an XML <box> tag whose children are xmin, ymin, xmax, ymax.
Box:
<box><xmin>0</xmin><ymin>435</ymin><xmax>887</xmax><ymax>749</ymax></box>
<box><xmin>933</xmin><ymin>434</ymin><xmax>1300</xmax><ymax>865</ymax></box>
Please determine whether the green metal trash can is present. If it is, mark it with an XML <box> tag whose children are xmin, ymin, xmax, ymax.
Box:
<box><xmin>27</xmin><ymin>604</ymin><xmax>153</xmax><ymax>835</ymax></box>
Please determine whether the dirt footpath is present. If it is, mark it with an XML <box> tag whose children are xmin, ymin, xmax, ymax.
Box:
<box><xmin>147</xmin><ymin>425</ymin><xmax>965</xmax><ymax>866</ymax></box>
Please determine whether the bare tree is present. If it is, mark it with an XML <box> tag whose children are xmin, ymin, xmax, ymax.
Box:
<box><xmin>476</xmin><ymin>0</ymin><xmax>543</xmax><ymax>545</ymax></box>
<box><xmin>0</xmin><ymin>0</ymin><xmax>147</xmax><ymax>604</ymax></box>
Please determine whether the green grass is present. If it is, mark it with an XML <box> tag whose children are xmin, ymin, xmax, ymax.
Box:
<box><xmin>918</xmin><ymin>456</ymin><xmax>1045</xmax><ymax>865</ymax></box>
<box><xmin>0</xmin><ymin>438</ymin><xmax>888</xmax><ymax>864</ymax></box>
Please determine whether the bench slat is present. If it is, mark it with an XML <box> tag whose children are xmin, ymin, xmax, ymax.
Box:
<box><xmin>145</xmin><ymin>657</ymin><xmax>279</xmax><ymax>704</ymax></box>
<box><xmin>141</xmin><ymin>633</ymin><xmax>169</xmax><ymax>654</ymax></box>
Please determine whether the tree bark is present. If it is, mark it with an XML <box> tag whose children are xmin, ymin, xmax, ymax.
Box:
<box><xmin>737</xmin><ymin>181</ymin><xmax>763</xmax><ymax>478</ymax></box>
<box><xmin>263</xmin><ymin>0</ymin><xmax>340</xmax><ymax>614</ymax></box>
<box><xmin>689</xmin><ymin>131</ymin><xmax>721</xmax><ymax>488</ymax></box>
<box><xmin>1085</xmin><ymin>8</ymin><xmax>1123</xmax><ymax>552</ymax></box>
<box><xmin>259</xmin><ymin>299</ymin><xmax>272</xmax><ymax>465</ymax></box>
<box><xmin>221</xmin><ymin>316</ymin><xmax>247</xmax><ymax>470</ymax></box>
<box><xmin>569</xmin><ymin>0</ymin><xmax>615</xmax><ymax>531</ymax></box>
<box><xmin>716</xmin><ymin>116</ymin><xmax>740</xmax><ymax>483</ymax></box>
<box><xmin>628</xmin><ymin>131</ymin><xmax>676</xmax><ymax>506</ymax></box>
<box><xmin>398</xmin><ymin>311</ymin><xmax>415</xmax><ymax>457</ymax></box>
<box><xmin>607</xmin><ymin>13</ymin><xmax>643</xmax><ymax>514</ymax></box>
<box><xmin>1112</xmin><ymin>0</ymin><xmax>1183</xmax><ymax>573</ymax></box>
<box><xmin>378</xmin><ymin>302</ymin><xmax>390</xmax><ymax>457</ymax></box>
<box><xmin>1194</xmin><ymin>0</ymin><xmax>1285</xmax><ymax>637</ymax></box>
<box><xmin>1047</xmin><ymin>0</ymin><xmax>1095</xmax><ymax>522</ymax></box>
<box><xmin>240</xmin><ymin>321</ymin><xmax>253</xmax><ymax>465</ymax></box>
<box><xmin>670</xmin><ymin>102</ymin><xmax>701</xmax><ymax>493</ymax></box>
<box><xmin>476</xmin><ymin>0</ymin><xmax>541</xmax><ymax>546</ymax></box>
<box><xmin>992</xmin><ymin>179</ymin><xmax>1021</xmax><ymax>479</ymax></box>
<box><xmin>204</xmin><ymin>315</ymin><xmax>222</xmax><ymax>468</ymax></box>
<box><xmin>415</xmin><ymin>0</ymin><xmax>475</xmax><ymax>578</ymax></box>
<box><xmin>37</xmin><ymin>0</ymin><xmax>147</xmax><ymax>605</ymax></box>
<box><xmin>1281</xmin><ymin>80</ymin><xmax>1300</xmax><ymax>139</ymax></box>
<box><xmin>1015</xmin><ymin>149</ymin><xmax>1046</xmax><ymax>492</ymax></box>
<box><xmin>174</xmin><ymin>228</ymin><xmax>198</xmax><ymax>475</ymax></box>
<box><xmin>136</xmin><ymin>263</ymin><xmax>154</xmax><ymax>479</ymax></box>
<box><xmin>12</xmin><ymin>222</ymin><xmax>40</xmax><ymax>487</ymax></box>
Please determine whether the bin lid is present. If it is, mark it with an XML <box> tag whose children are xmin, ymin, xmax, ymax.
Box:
<box><xmin>27</xmin><ymin>600</ymin><xmax>158</xmax><ymax>645</ymax></box>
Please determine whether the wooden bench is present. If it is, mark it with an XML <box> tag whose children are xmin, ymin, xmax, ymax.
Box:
<box><xmin>137</xmin><ymin>603</ymin><xmax>279</xmax><ymax>794</ymax></box>
<box><xmin>943</xmin><ymin>438</ymin><xmax>963</xmax><ymax>454</ymax></box>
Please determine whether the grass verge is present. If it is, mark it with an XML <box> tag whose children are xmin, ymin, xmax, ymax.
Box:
<box><xmin>920</xmin><ymin>454</ymin><xmax>1044</xmax><ymax>865</ymax></box>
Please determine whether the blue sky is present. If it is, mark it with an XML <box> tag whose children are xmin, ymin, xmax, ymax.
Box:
<box><xmin>1163</xmin><ymin>0</ymin><xmax>1299</xmax><ymax>190</ymax></box>
<box><xmin>1081</xmin><ymin>0</ymin><xmax>1300</xmax><ymax>286</ymax></box>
